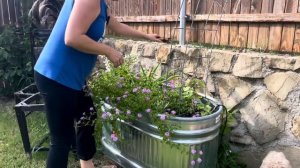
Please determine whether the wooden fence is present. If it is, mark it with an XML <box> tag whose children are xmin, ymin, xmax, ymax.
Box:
<box><xmin>107</xmin><ymin>0</ymin><xmax>300</xmax><ymax>53</ymax></box>
<box><xmin>0</xmin><ymin>0</ymin><xmax>23</xmax><ymax>27</ymax></box>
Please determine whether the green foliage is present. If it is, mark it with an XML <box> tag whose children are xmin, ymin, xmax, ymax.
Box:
<box><xmin>0</xmin><ymin>21</ymin><xmax>33</xmax><ymax>97</ymax></box>
<box><xmin>217</xmin><ymin>109</ymin><xmax>247</xmax><ymax>168</ymax></box>
<box><xmin>90</xmin><ymin>55</ymin><xmax>213</xmax><ymax>143</ymax></box>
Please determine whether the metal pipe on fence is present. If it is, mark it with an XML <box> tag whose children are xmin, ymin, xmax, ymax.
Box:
<box><xmin>179</xmin><ymin>0</ymin><xmax>186</xmax><ymax>45</ymax></box>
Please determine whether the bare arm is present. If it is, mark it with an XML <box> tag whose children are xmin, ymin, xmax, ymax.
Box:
<box><xmin>65</xmin><ymin>0</ymin><xmax>123</xmax><ymax>67</ymax></box>
<box><xmin>107</xmin><ymin>16</ymin><xmax>163</xmax><ymax>42</ymax></box>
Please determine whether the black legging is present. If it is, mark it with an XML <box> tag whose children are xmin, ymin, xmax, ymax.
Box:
<box><xmin>34</xmin><ymin>71</ymin><xmax>97</xmax><ymax>168</ymax></box>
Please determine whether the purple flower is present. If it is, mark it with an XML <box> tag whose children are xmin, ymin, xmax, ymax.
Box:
<box><xmin>126</xmin><ymin>110</ymin><xmax>131</xmax><ymax>115</ymax></box>
<box><xmin>133</xmin><ymin>88</ymin><xmax>138</xmax><ymax>93</ymax></box>
<box><xmin>89</xmin><ymin>107</ymin><xmax>94</xmax><ymax>111</ymax></box>
<box><xmin>160</xmin><ymin>114</ymin><xmax>167</xmax><ymax>121</ymax></box>
<box><xmin>197</xmin><ymin>158</ymin><xmax>202</xmax><ymax>163</ymax></box>
<box><xmin>191</xmin><ymin>160</ymin><xmax>196</xmax><ymax>166</ymax></box>
<box><xmin>123</xmin><ymin>94</ymin><xmax>128</xmax><ymax>99</ymax></box>
<box><xmin>199</xmin><ymin>150</ymin><xmax>203</xmax><ymax>155</ymax></box>
<box><xmin>146</xmin><ymin>108</ymin><xmax>151</xmax><ymax>113</ymax></box>
<box><xmin>111</xmin><ymin>133</ymin><xmax>118</xmax><ymax>142</ymax></box>
<box><xmin>167</xmin><ymin>80</ymin><xmax>176</xmax><ymax>89</ymax></box>
<box><xmin>116</xmin><ymin>97</ymin><xmax>121</xmax><ymax>101</ymax></box>
<box><xmin>191</xmin><ymin>149</ymin><xmax>197</xmax><ymax>154</ymax></box>
<box><xmin>124</xmin><ymin>91</ymin><xmax>129</xmax><ymax>95</ymax></box>
<box><xmin>120</xmin><ymin>77</ymin><xmax>125</xmax><ymax>81</ymax></box>
<box><xmin>137</xmin><ymin>113</ymin><xmax>143</xmax><ymax>118</ymax></box>
<box><xmin>102</xmin><ymin>113</ymin><xmax>107</xmax><ymax>120</ymax></box>
<box><xmin>171</xmin><ymin>110</ymin><xmax>176</xmax><ymax>115</ymax></box>
<box><xmin>112</xmin><ymin>136</ymin><xmax>118</xmax><ymax>142</ymax></box>
<box><xmin>164</xmin><ymin>132</ymin><xmax>170</xmax><ymax>137</ymax></box>
<box><xmin>117</xmin><ymin>83</ymin><xmax>123</xmax><ymax>88</ymax></box>
<box><xmin>142</xmin><ymin>88</ymin><xmax>151</xmax><ymax>94</ymax></box>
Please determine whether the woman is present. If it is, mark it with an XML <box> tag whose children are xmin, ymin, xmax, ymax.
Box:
<box><xmin>34</xmin><ymin>0</ymin><xmax>162</xmax><ymax>167</ymax></box>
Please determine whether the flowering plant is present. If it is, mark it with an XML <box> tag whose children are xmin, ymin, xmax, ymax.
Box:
<box><xmin>90</xmin><ymin>55</ymin><xmax>213</xmax><ymax>142</ymax></box>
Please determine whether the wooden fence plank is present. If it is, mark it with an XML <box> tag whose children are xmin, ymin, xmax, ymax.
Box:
<box><xmin>230</xmin><ymin>0</ymin><xmax>241</xmax><ymax>47</ymax></box>
<box><xmin>2</xmin><ymin>0</ymin><xmax>9</xmax><ymax>24</ymax></box>
<box><xmin>280</xmin><ymin>0</ymin><xmax>298</xmax><ymax>52</ymax></box>
<box><xmin>293</xmin><ymin>24</ymin><xmax>300</xmax><ymax>52</ymax></box>
<box><xmin>238</xmin><ymin>0</ymin><xmax>251</xmax><ymax>48</ymax></box>
<box><xmin>247</xmin><ymin>0</ymin><xmax>263</xmax><ymax>49</ymax></box>
<box><xmin>8</xmin><ymin>0</ymin><xmax>16</xmax><ymax>24</ymax></box>
<box><xmin>257</xmin><ymin>0</ymin><xmax>274</xmax><ymax>50</ymax></box>
<box><xmin>268</xmin><ymin>0</ymin><xmax>286</xmax><ymax>51</ymax></box>
<box><xmin>205</xmin><ymin>0</ymin><xmax>214</xmax><ymax>44</ymax></box>
<box><xmin>293</xmin><ymin>0</ymin><xmax>300</xmax><ymax>52</ymax></box>
<box><xmin>0</xmin><ymin>0</ymin><xmax>3</xmax><ymax>26</ymax></box>
<box><xmin>220</xmin><ymin>0</ymin><xmax>231</xmax><ymax>46</ymax></box>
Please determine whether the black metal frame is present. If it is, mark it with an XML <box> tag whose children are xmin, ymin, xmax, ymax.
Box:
<box><xmin>13</xmin><ymin>28</ymin><xmax>51</xmax><ymax>158</ymax></box>
<box><xmin>14</xmin><ymin>83</ymin><xmax>48</xmax><ymax>159</ymax></box>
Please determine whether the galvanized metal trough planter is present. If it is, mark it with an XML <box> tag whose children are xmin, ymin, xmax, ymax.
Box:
<box><xmin>101</xmin><ymin>94</ymin><xmax>223</xmax><ymax>168</ymax></box>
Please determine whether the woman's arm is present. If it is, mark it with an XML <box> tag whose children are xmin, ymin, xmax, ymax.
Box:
<box><xmin>107</xmin><ymin>16</ymin><xmax>163</xmax><ymax>42</ymax></box>
<box><xmin>65</xmin><ymin>0</ymin><xmax>123</xmax><ymax>67</ymax></box>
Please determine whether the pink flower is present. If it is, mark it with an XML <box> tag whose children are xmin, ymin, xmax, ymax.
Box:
<box><xmin>142</xmin><ymin>88</ymin><xmax>151</xmax><ymax>94</ymax></box>
<box><xmin>111</xmin><ymin>133</ymin><xmax>118</xmax><ymax>142</ymax></box>
<box><xmin>123</xmin><ymin>94</ymin><xmax>128</xmax><ymax>98</ymax></box>
<box><xmin>191</xmin><ymin>160</ymin><xmax>196</xmax><ymax>166</ymax></box>
<box><xmin>116</xmin><ymin>97</ymin><xmax>121</xmax><ymax>101</ymax></box>
<box><xmin>191</xmin><ymin>149</ymin><xmax>197</xmax><ymax>154</ymax></box>
<box><xmin>164</xmin><ymin>132</ymin><xmax>170</xmax><ymax>137</ymax></box>
<box><xmin>171</xmin><ymin>110</ymin><xmax>176</xmax><ymax>115</ymax></box>
<box><xmin>146</xmin><ymin>108</ymin><xmax>151</xmax><ymax>113</ymax></box>
<box><xmin>168</xmin><ymin>80</ymin><xmax>176</xmax><ymax>89</ymax></box>
<box><xmin>197</xmin><ymin>158</ymin><xmax>202</xmax><ymax>163</ymax></box>
<box><xmin>102</xmin><ymin>113</ymin><xmax>107</xmax><ymax>120</ymax></box>
<box><xmin>137</xmin><ymin>113</ymin><xmax>143</xmax><ymax>118</ymax></box>
<box><xmin>160</xmin><ymin>114</ymin><xmax>167</xmax><ymax>121</ymax></box>
<box><xmin>199</xmin><ymin>150</ymin><xmax>203</xmax><ymax>155</ymax></box>
<box><xmin>126</xmin><ymin>110</ymin><xmax>131</xmax><ymax>115</ymax></box>
<box><xmin>133</xmin><ymin>88</ymin><xmax>138</xmax><ymax>93</ymax></box>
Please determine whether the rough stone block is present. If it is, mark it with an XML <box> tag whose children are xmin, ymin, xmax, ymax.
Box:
<box><xmin>217</xmin><ymin>75</ymin><xmax>254</xmax><ymax>109</ymax></box>
<box><xmin>143</xmin><ymin>44</ymin><xmax>157</xmax><ymax>58</ymax></box>
<box><xmin>265</xmin><ymin>56</ymin><xmax>295</xmax><ymax>70</ymax></box>
<box><xmin>156</xmin><ymin>45</ymin><xmax>172</xmax><ymax>64</ymax></box>
<box><xmin>264</xmin><ymin>71</ymin><xmax>300</xmax><ymax>100</ymax></box>
<box><xmin>232</xmin><ymin>54</ymin><xmax>263</xmax><ymax>78</ymax></box>
<box><xmin>240</xmin><ymin>91</ymin><xmax>286</xmax><ymax>144</ymax></box>
<box><xmin>130</xmin><ymin>43</ymin><xmax>144</xmax><ymax>57</ymax></box>
<box><xmin>291</xmin><ymin>116</ymin><xmax>300</xmax><ymax>140</ymax></box>
<box><xmin>209</xmin><ymin>50</ymin><xmax>234</xmax><ymax>72</ymax></box>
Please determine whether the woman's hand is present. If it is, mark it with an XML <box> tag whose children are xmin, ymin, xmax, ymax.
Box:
<box><xmin>106</xmin><ymin>49</ymin><xmax>124</xmax><ymax>68</ymax></box>
<box><xmin>144</xmin><ymin>34</ymin><xmax>163</xmax><ymax>42</ymax></box>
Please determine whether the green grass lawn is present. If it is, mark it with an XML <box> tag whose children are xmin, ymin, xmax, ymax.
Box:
<box><xmin>0</xmin><ymin>100</ymin><xmax>114</xmax><ymax>168</ymax></box>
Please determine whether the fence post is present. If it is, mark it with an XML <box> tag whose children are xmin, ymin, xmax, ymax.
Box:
<box><xmin>179</xmin><ymin>0</ymin><xmax>186</xmax><ymax>45</ymax></box>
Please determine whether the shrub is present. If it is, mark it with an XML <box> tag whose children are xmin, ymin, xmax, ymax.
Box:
<box><xmin>0</xmin><ymin>23</ymin><xmax>33</xmax><ymax>97</ymax></box>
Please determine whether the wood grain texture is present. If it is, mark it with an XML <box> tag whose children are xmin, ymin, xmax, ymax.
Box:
<box><xmin>247</xmin><ymin>0</ymin><xmax>262</xmax><ymax>49</ymax></box>
<box><xmin>268</xmin><ymin>0</ymin><xmax>286</xmax><ymax>51</ymax></box>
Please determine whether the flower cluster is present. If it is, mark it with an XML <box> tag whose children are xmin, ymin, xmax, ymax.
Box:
<box><xmin>190</xmin><ymin>147</ymin><xmax>204</xmax><ymax>166</ymax></box>
<box><xmin>90</xmin><ymin>55</ymin><xmax>212</xmax><ymax>142</ymax></box>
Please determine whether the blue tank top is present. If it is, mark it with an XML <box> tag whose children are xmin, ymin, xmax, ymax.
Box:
<box><xmin>34</xmin><ymin>0</ymin><xmax>108</xmax><ymax>90</ymax></box>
